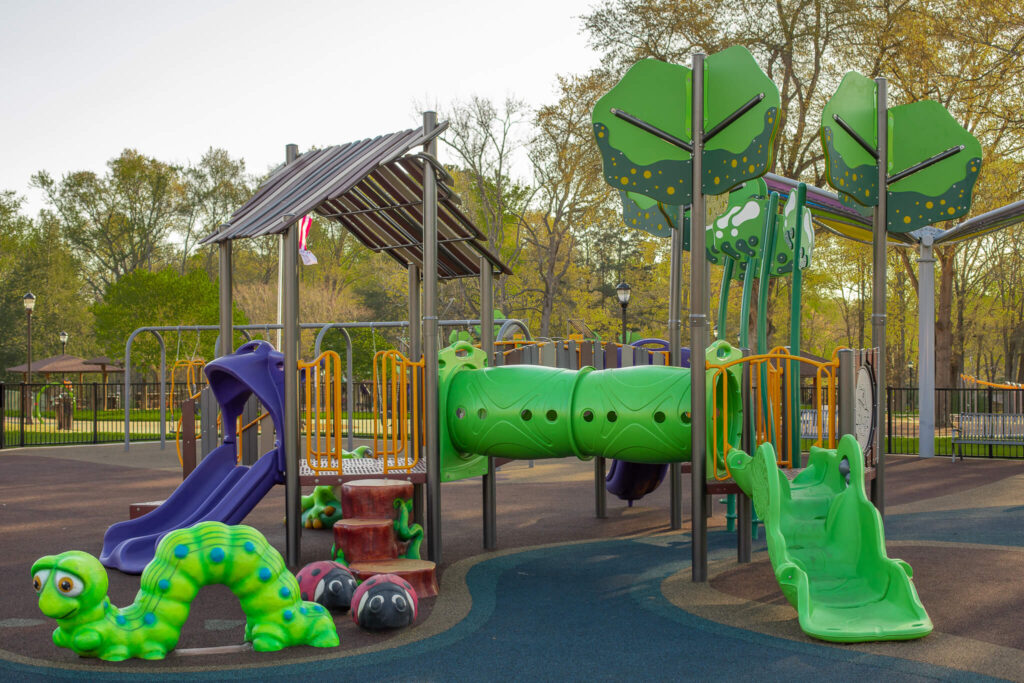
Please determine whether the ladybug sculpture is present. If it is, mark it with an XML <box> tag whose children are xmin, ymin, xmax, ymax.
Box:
<box><xmin>294</xmin><ymin>561</ymin><xmax>358</xmax><ymax>612</ymax></box>
<box><xmin>351</xmin><ymin>574</ymin><xmax>418</xmax><ymax>630</ymax></box>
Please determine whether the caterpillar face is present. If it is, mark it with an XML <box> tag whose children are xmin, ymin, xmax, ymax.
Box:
<box><xmin>351</xmin><ymin>574</ymin><xmax>417</xmax><ymax>631</ymax></box>
<box><xmin>31</xmin><ymin>551</ymin><xmax>107</xmax><ymax>621</ymax></box>
<box><xmin>295</xmin><ymin>561</ymin><xmax>357</xmax><ymax>612</ymax></box>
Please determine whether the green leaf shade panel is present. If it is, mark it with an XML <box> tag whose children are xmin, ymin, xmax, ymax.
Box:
<box><xmin>887</xmin><ymin>100</ymin><xmax>982</xmax><ymax>232</ymax></box>
<box><xmin>593</xmin><ymin>46</ymin><xmax>781</xmax><ymax>206</ymax></box>
<box><xmin>701</xmin><ymin>46</ymin><xmax>781</xmax><ymax>195</ymax></box>
<box><xmin>821</xmin><ymin>71</ymin><xmax>982</xmax><ymax>233</ymax></box>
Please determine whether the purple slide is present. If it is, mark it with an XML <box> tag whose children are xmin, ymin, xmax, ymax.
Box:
<box><xmin>100</xmin><ymin>340</ymin><xmax>287</xmax><ymax>574</ymax></box>
<box><xmin>605</xmin><ymin>340</ymin><xmax>689</xmax><ymax>504</ymax></box>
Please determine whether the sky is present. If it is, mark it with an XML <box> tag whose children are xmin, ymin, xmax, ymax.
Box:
<box><xmin>0</xmin><ymin>0</ymin><xmax>602</xmax><ymax>214</ymax></box>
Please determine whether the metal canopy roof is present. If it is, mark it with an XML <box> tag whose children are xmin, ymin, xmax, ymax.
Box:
<box><xmin>200</xmin><ymin>125</ymin><xmax>511</xmax><ymax>279</ymax></box>
<box><xmin>764</xmin><ymin>173</ymin><xmax>1024</xmax><ymax>247</ymax></box>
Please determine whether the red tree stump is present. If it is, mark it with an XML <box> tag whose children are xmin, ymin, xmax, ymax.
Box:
<box><xmin>349</xmin><ymin>559</ymin><xmax>439</xmax><ymax>598</ymax></box>
<box><xmin>341</xmin><ymin>479</ymin><xmax>414</xmax><ymax>521</ymax></box>
<box><xmin>333</xmin><ymin>519</ymin><xmax>397</xmax><ymax>563</ymax></box>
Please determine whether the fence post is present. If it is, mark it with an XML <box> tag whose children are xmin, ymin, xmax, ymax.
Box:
<box><xmin>0</xmin><ymin>383</ymin><xmax>5</xmax><ymax>450</ymax></box>
<box><xmin>20</xmin><ymin>382</ymin><xmax>26</xmax><ymax>447</ymax></box>
<box><xmin>92</xmin><ymin>383</ymin><xmax>99</xmax><ymax>444</ymax></box>
<box><xmin>887</xmin><ymin>388</ymin><xmax>893</xmax><ymax>454</ymax></box>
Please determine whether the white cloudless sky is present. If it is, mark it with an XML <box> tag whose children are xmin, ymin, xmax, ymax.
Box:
<box><xmin>0</xmin><ymin>0</ymin><xmax>602</xmax><ymax>214</ymax></box>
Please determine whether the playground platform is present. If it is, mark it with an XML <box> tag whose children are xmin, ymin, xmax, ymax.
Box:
<box><xmin>2</xmin><ymin>444</ymin><xmax>1024</xmax><ymax>680</ymax></box>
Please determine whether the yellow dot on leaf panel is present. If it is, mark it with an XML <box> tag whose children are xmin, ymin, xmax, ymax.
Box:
<box><xmin>904</xmin><ymin>216</ymin><xmax>911</xmax><ymax>224</ymax></box>
<box><xmin>748</xmin><ymin>165</ymin><xmax>755</xmax><ymax>173</ymax></box>
<box><xmin>731</xmin><ymin>160</ymin><xmax>738</xmax><ymax>168</ymax></box>
<box><xmin>620</xmin><ymin>177</ymin><xmax>628</xmax><ymax>185</ymax></box>
<box><xmin>631</xmin><ymin>168</ymin><xmax>637</xmax><ymax>175</ymax></box>
<box><xmin>657</xmin><ymin>224</ymin><xmax>663</xmax><ymax>230</ymax></box>
<box><xmin>839</xmin><ymin>178</ymin><xmax>845</xmax><ymax>186</ymax></box>
<box><xmin>598</xmin><ymin>132</ymin><xmax>605</xmax><ymax>138</ymax></box>
<box><xmin>632</xmin><ymin>219</ymin><xmax>637</xmax><ymax>225</ymax></box>
<box><xmin>926</xmin><ymin>201</ymin><xmax>933</xmax><ymax>209</ymax></box>
<box><xmin>852</xmin><ymin>173</ymin><xmax>857</xmax><ymax>181</ymax></box>
<box><xmin>666</xmin><ymin>186</ymin><xmax>675</xmax><ymax>195</ymax></box>
<box><xmin>714</xmin><ymin>177</ymin><xmax>720</xmax><ymax>185</ymax></box>
<box><xmin>644</xmin><ymin>213</ymin><xmax>650</xmax><ymax>219</ymax></box>
<box><xmin>643</xmin><ymin>170</ymin><xmax>652</xmax><ymax>179</ymax></box>
<box><xmin>948</xmin><ymin>207</ymin><xmax>955</xmax><ymax>214</ymax></box>
<box><xmin>940</xmin><ymin>199</ymin><xmax>946</xmax><ymax>205</ymax></box>
<box><xmin>865</xmin><ymin>189</ymin><xmax>870</xmax><ymax>197</ymax></box>
<box><xmin>743</xmin><ymin>157</ymin><xmax>747</xmax><ymax>162</ymax></box>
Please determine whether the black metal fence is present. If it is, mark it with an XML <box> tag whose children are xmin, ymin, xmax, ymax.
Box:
<box><xmin>0</xmin><ymin>379</ymin><xmax>379</xmax><ymax>449</ymax></box>
<box><xmin>887</xmin><ymin>386</ymin><xmax>1024</xmax><ymax>458</ymax></box>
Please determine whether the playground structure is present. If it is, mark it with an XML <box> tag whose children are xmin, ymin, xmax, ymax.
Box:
<box><xmin>81</xmin><ymin>42</ymin><xmax>1024</xmax><ymax>648</ymax></box>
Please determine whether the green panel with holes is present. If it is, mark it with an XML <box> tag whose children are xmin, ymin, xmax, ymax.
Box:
<box><xmin>437</xmin><ymin>340</ymin><xmax>742</xmax><ymax>468</ymax></box>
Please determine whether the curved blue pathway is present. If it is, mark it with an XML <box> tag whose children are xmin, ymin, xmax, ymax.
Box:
<box><xmin>3</xmin><ymin>521</ymin><xmax>1004</xmax><ymax>682</ymax></box>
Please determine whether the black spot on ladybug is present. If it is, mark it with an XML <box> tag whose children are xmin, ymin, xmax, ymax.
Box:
<box><xmin>301</xmin><ymin>592</ymin><xmax>308</xmax><ymax>600</ymax></box>
<box><xmin>311</xmin><ymin>568</ymin><xmax>321</xmax><ymax>576</ymax></box>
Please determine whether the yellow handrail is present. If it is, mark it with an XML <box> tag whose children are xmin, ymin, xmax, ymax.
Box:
<box><xmin>707</xmin><ymin>349</ymin><xmax>839</xmax><ymax>480</ymax></box>
<box><xmin>960</xmin><ymin>373</ymin><xmax>1024</xmax><ymax>390</ymax></box>
<box><xmin>373</xmin><ymin>349</ymin><xmax>424</xmax><ymax>473</ymax></box>
<box><xmin>299</xmin><ymin>350</ymin><xmax>345</xmax><ymax>475</ymax></box>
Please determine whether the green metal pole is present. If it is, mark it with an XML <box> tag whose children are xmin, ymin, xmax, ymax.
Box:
<box><xmin>788</xmin><ymin>183</ymin><xmax>807</xmax><ymax>468</ymax></box>
<box><xmin>716</xmin><ymin>257</ymin><xmax>734</xmax><ymax>342</ymax></box>
<box><xmin>757</xmin><ymin>193</ymin><xmax>779</xmax><ymax>447</ymax></box>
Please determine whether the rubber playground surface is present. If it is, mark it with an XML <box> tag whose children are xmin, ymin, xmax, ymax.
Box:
<box><xmin>2</xmin><ymin>444</ymin><xmax>1024</xmax><ymax>681</ymax></box>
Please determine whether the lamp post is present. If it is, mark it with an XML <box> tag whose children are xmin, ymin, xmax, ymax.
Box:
<box><xmin>616</xmin><ymin>282</ymin><xmax>631</xmax><ymax>345</ymax></box>
<box><xmin>24</xmin><ymin>292</ymin><xmax>36</xmax><ymax>425</ymax></box>
<box><xmin>60</xmin><ymin>331</ymin><xmax>68</xmax><ymax>355</ymax></box>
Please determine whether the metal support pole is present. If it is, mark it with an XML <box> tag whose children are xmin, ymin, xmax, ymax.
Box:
<box><xmin>25</xmin><ymin>310</ymin><xmax>32</xmax><ymax>425</ymax></box>
<box><xmin>917</xmin><ymin>236</ymin><xmax>935</xmax><ymax>458</ymax></box>
<box><xmin>283</xmin><ymin>221</ymin><xmax>302</xmax><ymax>569</ymax></box>
<box><xmin>480</xmin><ymin>259</ymin><xmax>498</xmax><ymax>548</ymax></box>
<box><xmin>218</xmin><ymin>242</ymin><xmax>233</xmax><ymax>357</ymax></box>
<box><xmin>738</xmin><ymin>348</ymin><xmax>752</xmax><ymax>562</ymax></box>
<box><xmin>423</xmin><ymin>111</ymin><xmax>442</xmax><ymax>563</ymax></box>
<box><xmin>872</xmin><ymin>78</ymin><xmax>888</xmax><ymax>514</ymax></box>
<box><xmin>668</xmin><ymin>217</ymin><xmax>684</xmax><ymax>530</ymax></box>
<box><xmin>690</xmin><ymin>52</ymin><xmax>709</xmax><ymax>582</ymax></box>
<box><xmin>277</xmin><ymin>144</ymin><xmax>298</xmax><ymax>351</ymax></box>
<box><xmin>405</xmin><ymin>267</ymin><xmax>426</xmax><ymax>527</ymax></box>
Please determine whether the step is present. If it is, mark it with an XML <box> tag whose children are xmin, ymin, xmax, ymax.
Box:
<box><xmin>129</xmin><ymin>501</ymin><xmax>164</xmax><ymax>519</ymax></box>
<box><xmin>333</xmin><ymin>518</ymin><xmax>398</xmax><ymax>563</ymax></box>
<box><xmin>341</xmin><ymin>479</ymin><xmax>415</xmax><ymax>522</ymax></box>
<box><xmin>348</xmin><ymin>559</ymin><xmax>438</xmax><ymax>598</ymax></box>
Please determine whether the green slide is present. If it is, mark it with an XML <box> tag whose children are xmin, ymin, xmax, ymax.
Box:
<box><xmin>727</xmin><ymin>435</ymin><xmax>932</xmax><ymax>642</ymax></box>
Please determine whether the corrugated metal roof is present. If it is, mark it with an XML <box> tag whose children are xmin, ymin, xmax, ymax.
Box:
<box><xmin>200</xmin><ymin>125</ymin><xmax>511</xmax><ymax>279</ymax></box>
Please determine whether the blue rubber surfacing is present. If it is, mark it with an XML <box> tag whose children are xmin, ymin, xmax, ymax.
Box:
<box><xmin>2</xmin><ymin>526</ymin><xmax>1001</xmax><ymax>682</ymax></box>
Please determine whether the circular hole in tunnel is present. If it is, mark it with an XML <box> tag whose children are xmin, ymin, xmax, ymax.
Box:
<box><xmin>455</xmin><ymin>407</ymin><xmax>466</xmax><ymax>419</ymax></box>
<box><xmin>654</xmin><ymin>411</ymin><xmax>665</xmax><ymax>423</ymax></box>
<box><xmin>582</xmin><ymin>409</ymin><xmax>594</xmax><ymax>422</ymax></box>
<box><xmin>680</xmin><ymin>411</ymin><xmax>691</xmax><ymax>424</ymax></box>
<box><xmin>477</xmin><ymin>408</ymin><xmax>487</xmax><ymax>420</ymax></box>
<box><xmin>520</xmin><ymin>409</ymin><xmax>532</xmax><ymax>421</ymax></box>
<box><xmin>546</xmin><ymin>410</ymin><xmax>558</xmax><ymax>422</ymax></box>
<box><xmin>607</xmin><ymin>411</ymin><xmax>618</xmax><ymax>422</ymax></box>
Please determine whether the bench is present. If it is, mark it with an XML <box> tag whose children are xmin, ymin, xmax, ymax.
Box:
<box><xmin>952</xmin><ymin>412</ymin><xmax>1024</xmax><ymax>462</ymax></box>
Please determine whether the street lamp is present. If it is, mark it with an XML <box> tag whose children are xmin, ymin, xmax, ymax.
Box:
<box><xmin>616</xmin><ymin>282</ymin><xmax>631</xmax><ymax>344</ymax></box>
<box><xmin>60</xmin><ymin>331</ymin><xmax>68</xmax><ymax>355</ymax></box>
<box><xmin>23</xmin><ymin>292</ymin><xmax>36</xmax><ymax>425</ymax></box>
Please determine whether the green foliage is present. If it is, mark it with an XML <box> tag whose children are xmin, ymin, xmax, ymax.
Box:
<box><xmin>92</xmin><ymin>268</ymin><xmax>247</xmax><ymax>375</ymax></box>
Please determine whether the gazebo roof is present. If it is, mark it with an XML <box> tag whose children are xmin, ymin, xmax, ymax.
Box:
<box><xmin>199</xmin><ymin>125</ymin><xmax>512</xmax><ymax>280</ymax></box>
<box><xmin>6</xmin><ymin>354</ymin><xmax>123</xmax><ymax>375</ymax></box>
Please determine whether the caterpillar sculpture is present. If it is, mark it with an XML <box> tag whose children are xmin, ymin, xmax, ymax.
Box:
<box><xmin>31</xmin><ymin>522</ymin><xmax>339</xmax><ymax>660</ymax></box>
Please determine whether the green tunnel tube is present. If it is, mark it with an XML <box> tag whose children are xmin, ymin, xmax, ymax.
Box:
<box><xmin>437</xmin><ymin>341</ymin><xmax>744</xmax><ymax>482</ymax></box>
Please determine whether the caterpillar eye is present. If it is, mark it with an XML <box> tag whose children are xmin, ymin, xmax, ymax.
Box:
<box><xmin>32</xmin><ymin>569</ymin><xmax>51</xmax><ymax>593</ymax></box>
<box><xmin>368</xmin><ymin>595</ymin><xmax>384</xmax><ymax>612</ymax></box>
<box><xmin>53</xmin><ymin>570</ymin><xmax>84</xmax><ymax>597</ymax></box>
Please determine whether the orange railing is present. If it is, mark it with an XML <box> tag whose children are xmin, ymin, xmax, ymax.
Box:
<box><xmin>373</xmin><ymin>349</ymin><xmax>424</xmax><ymax>473</ymax></box>
<box><xmin>300</xmin><ymin>350</ymin><xmax>345</xmax><ymax>475</ymax></box>
<box><xmin>707</xmin><ymin>348</ymin><xmax>839</xmax><ymax>480</ymax></box>
<box><xmin>960</xmin><ymin>373</ymin><xmax>1024</xmax><ymax>390</ymax></box>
